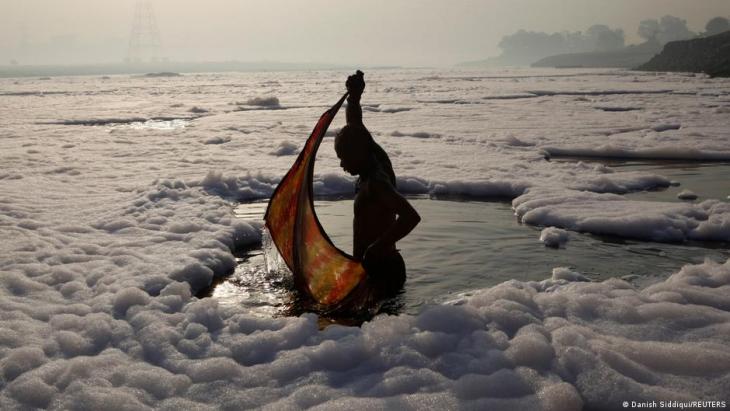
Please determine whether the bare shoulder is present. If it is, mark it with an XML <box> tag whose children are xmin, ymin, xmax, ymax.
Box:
<box><xmin>366</xmin><ymin>173</ymin><xmax>398</xmax><ymax>197</ymax></box>
<box><xmin>369</xmin><ymin>175</ymin><xmax>409</xmax><ymax>212</ymax></box>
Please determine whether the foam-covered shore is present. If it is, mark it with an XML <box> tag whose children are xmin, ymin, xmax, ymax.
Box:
<box><xmin>2</xmin><ymin>174</ymin><xmax>729</xmax><ymax>410</ymax></box>
<box><xmin>1</xmin><ymin>68</ymin><xmax>729</xmax><ymax>408</ymax></box>
<box><xmin>2</xmin><ymin>170</ymin><xmax>729</xmax><ymax>409</ymax></box>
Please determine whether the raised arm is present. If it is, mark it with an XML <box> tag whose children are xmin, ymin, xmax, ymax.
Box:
<box><xmin>346</xmin><ymin>70</ymin><xmax>365</xmax><ymax>126</ymax></box>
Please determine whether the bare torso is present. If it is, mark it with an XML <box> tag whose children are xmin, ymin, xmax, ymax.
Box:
<box><xmin>353</xmin><ymin>176</ymin><xmax>397</xmax><ymax>260</ymax></box>
<box><xmin>341</xmin><ymin>71</ymin><xmax>419</xmax><ymax>263</ymax></box>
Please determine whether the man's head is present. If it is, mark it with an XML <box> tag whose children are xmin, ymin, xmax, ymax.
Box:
<box><xmin>334</xmin><ymin>124</ymin><xmax>372</xmax><ymax>175</ymax></box>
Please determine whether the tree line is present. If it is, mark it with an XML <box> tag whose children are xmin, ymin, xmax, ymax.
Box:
<box><xmin>496</xmin><ymin>16</ymin><xmax>729</xmax><ymax>65</ymax></box>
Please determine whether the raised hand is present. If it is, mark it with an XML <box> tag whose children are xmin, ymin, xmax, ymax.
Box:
<box><xmin>346</xmin><ymin>70</ymin><xmax>365</xmax><ymax>98</ymax></box>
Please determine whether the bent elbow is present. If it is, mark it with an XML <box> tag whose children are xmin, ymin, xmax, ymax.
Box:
<box><xmin>396</xmin><ymin>210</ymin><xmax>420</xmax><ymax>231</ymax></box>
<box><xmin>410</xmin><ymin>210</ymin><xmax>421</xmax><ymax>228</ymax></box>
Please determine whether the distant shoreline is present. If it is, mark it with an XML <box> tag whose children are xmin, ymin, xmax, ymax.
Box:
<box><xmin>0</xmin><ymin>61</ymin><xmax>403</xmax><ymax>79</ymax></box>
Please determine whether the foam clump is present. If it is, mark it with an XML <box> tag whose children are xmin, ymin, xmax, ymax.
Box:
<box><xmin>677</xmin><ymin>189</ymin><xmax>698</xmax><ymax>200</ymax></box>
<box><xmin>503</xmin><ymin>134</ymin><xmax>534</xmax><ymax>147</ymax></box>
<box><xmin>243</xmin><ymin>96</ymin><xmax>280</xmax><ymax>107</ymax></box>
<box><xmin>185</xmin><ymin>357</ymin><xmax>241</xmax><ymax>383</ymax></box>
<box><xmin>6</xmin><ymin>376</ymin><xmax>57</xmax><ymax>408</ymax></box>
<box><xmin>270</xmin><ymin>141</ymin><xmax>298</xmax><ymax>156</ymax></box>
<box><xmin>514</xmin><ymin>188</ymin><xmax>730</xmax><ymax>242</ymax></box>
<box><xmin>379</xmin><ymin>106</ymin><xmax>412</xmax><ymax>113</ymax></box>
<box><xmin>1</xmin><ymin>347</ymin><xmax>47</xmax><ymax>381</ymax></box>
<box><xmin>540</xmin><ymin>227</ymin><xmax>569</xmax><ymax>247</ymax></box>
<box><xmin>202</xmin><ymin>136</ymin><xmax>230</xmax><ymax>145</ymax></box>
<box><xmin>196</xmin><ymin>170</ymin><xmax>278</xmax><ymax>201</ymax></box>
<box><xmin>551</xmin><ymin>267</ymin><xmax>590</xmax><ymax>282</ymax></box>
<box><xmin>113</xmin><ymin>288</ymin><xmax>151</xmax><ymax>316</ymax></box>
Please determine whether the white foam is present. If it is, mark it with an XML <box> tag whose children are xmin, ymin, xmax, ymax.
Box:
<box><xmin>2</xmin><ymin>68</ymin><xmax>730</xmax><ymax>409</ymax></box>
<box><xmin>551</xmin><ymin>267</ymin><xmax>589</xmax><ymax>282</ymax></box>
<box><xmin>540</xmin><ymin>227</ymin><xmax>570</xmax><ymax>248</ymax></box>
<box><xmin>514</xmin><ymin>188</ymin><xmax>730</xmax><ymax>242</ymax></box>
<box><xmin>242</xmin><ymin>96</ymin><xmax>280</xmax><ymax>107</ymax></box>
<box><xmin>677</xmin><ymin>189</ymin><xmax>698</xmax><ymax>200</ymax></box>
<box><xmin>270</xmin><ymin>141</ymin><xmax>298</xmax><ymax>156</ymax></box>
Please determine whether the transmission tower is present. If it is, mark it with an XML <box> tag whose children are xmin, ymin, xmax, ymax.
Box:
<box><xmin>126</xmin><ymin>0</ymin><xmax>163</xmax><ymax>63</ymax></box>
<box><xmin>12</xmin><ymin>21</ymin><xmax>29</xmax><ymax>65</ymax></box>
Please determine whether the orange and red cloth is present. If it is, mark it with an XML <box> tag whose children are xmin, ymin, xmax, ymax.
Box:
<box><xmin>264</xmin><ymin>94</ymin><xmax>366</xmax><ymax>307</ymax></box>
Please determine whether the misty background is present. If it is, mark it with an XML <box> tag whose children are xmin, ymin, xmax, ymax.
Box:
<box><xmin>1</xmin><ymin>0</ymin><xmax>729</xmax><ymax>67</ymax></box>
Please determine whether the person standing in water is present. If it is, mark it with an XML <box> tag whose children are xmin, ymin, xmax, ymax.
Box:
<box><xmin>334</xmin><ymin>71</ymin><xmax>421</xmax><ymax>301</ymax></box>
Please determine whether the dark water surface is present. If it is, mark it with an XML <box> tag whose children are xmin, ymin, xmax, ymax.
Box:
<box><xmin>207</xmin><ymin>163</ymin><xmax>730</xmax><ymax>316</ymax></box>
<box><xmin>553</xmin><ymin>158</ymin><xmax>730</xmax><ymax>202</ymax></box>
<box><xmin>618</xmin><ymin>161</ymin><xmax>730</xmax><ymax>202</ymax></box>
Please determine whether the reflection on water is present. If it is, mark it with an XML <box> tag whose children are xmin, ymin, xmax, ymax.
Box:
<box><xmin>201</xmin><ymin>248</ymin><xmax>292</xmax><ymax>318</ymax></box>
<box><xmin>205</xmin><ymin>193</ymin><xmax>730</xmax><ymax>319</ymax></box>
<box><xmin>125</xmin><ymin>119</ymin><xmax>188</xmax><ymax>130</ymax></box>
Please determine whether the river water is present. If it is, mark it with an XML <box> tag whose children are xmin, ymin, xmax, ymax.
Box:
<box><xmin>204</xmin><ymin>161</ymin><xmax>730</xmax><ymax>316</ymax></box>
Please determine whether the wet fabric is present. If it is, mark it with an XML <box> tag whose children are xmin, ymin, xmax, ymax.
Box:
<box><xmin>322</xmin><ymin>251</ymin><xmax>406</xmax><ymax>318</ymax></box>
<box><xmin>264</xmin><ymin>93</ymin><xmax>366</xmax><ymax>307</ymax></box>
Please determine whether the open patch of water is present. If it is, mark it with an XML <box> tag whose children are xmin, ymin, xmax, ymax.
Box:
<box><xmin>124</xmin><ymin>118</ymin><xmax>189</xmax><ymax>130</ymax></box>
<box><xmin>555</xmin><ymin>158</ymin><xmax>730</xmax><ymax>203</ymax></box>
<box><xmin>617</xmin><ymin>161</ymin><xmax>730</xmax><ymax>203</ymax></box>
<box><xmin>204</xmin><ymin>195</ymin><xmax>729</xmax><ymax>317</ymax></box>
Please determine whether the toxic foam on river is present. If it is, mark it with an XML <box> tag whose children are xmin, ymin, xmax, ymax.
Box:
<box><xmin>1</xmin><ymin>68</ymin><xmax>729</xmax><ymax>409</ymax></box>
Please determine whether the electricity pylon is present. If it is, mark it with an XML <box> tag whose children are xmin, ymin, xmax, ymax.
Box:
<box><xmin>126</xmin><ymin>0</ymin><xmax>163</xmax><ymax>63</ymax></box>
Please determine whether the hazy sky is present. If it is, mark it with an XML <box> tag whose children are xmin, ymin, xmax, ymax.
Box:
<box><xmin>1</xmin><ymin>0</ymin><xmax>729</xmax><ymax>66</ymax></box>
